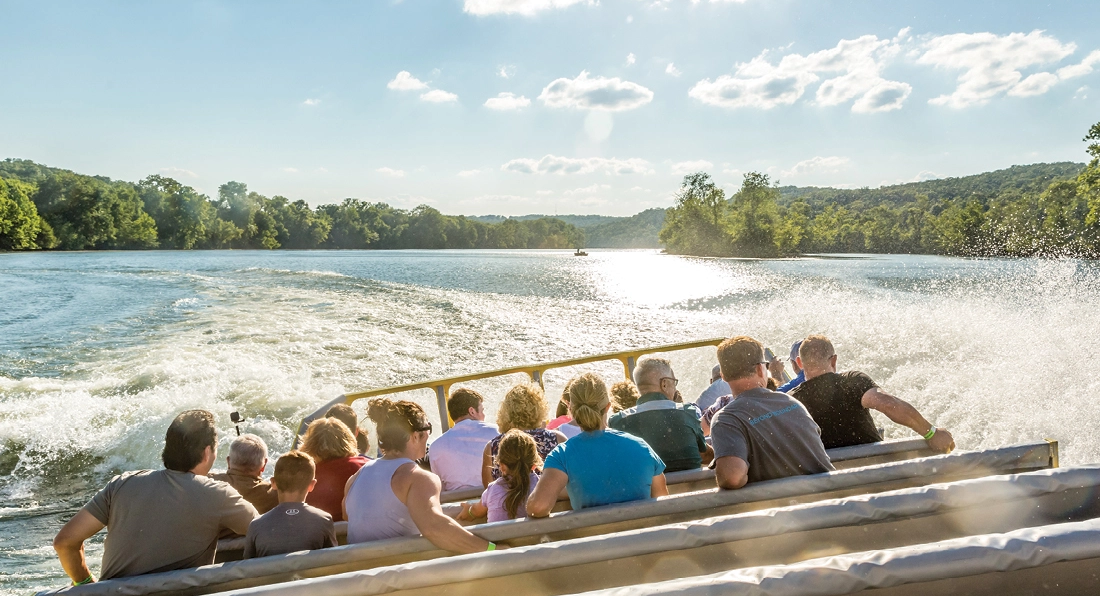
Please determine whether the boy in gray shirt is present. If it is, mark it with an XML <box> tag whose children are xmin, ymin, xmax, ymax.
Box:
<box><xmin>244</xmin><ymin>451</ymin><xmax>338</xmax><ymax>559</ymax></box>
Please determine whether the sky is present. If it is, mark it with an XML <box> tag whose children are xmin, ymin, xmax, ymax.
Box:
<box><xmin>2</xmin><ymin>1</ymin><xmax>1099</xmax><ymax>216</ymax></box>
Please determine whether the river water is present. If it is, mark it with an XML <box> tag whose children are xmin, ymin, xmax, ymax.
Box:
<box><xmin>2</xmin><ymin>250</ymin><xmax>1099</xmax><ymax>592</ymax></box>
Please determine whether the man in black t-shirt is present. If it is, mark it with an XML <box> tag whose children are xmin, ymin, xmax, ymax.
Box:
<box><xmin>790</xmin><ymin>335</ymin><xmax>955</xmax><ymax>452</ymax></box>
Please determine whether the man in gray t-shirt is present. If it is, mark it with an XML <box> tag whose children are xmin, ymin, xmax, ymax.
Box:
<box><xmin>710</xmin><ymin>337</ymin><xmax>833</xmax><ymax>489</ymax></box>
<box><xmin>53</xmin><ymin>411</ymin><xmax>258</xmax><ymax>583</ymax></box>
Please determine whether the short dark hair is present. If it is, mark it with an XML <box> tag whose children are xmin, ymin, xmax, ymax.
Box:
<box><xmin>273</xmin><ymin>451</ymin><xmax>316</xmax><ymax>494</ymax></box>
<box><xmin>717</xmin><ymin>336</ymin><xmax>765</xmax><ymax>381</ymax></box>
<box><xmin>326</xmin><ymin>404</ymin><xmax>358</xmax><ymax>435</ymax></box>
<box><xmin>447</xmin><ymin>387</ymin><xmax>483</xmax><ymax>422</ymax></box>
<box><xmin>162</xmin><ymin>410</ymin><xmax>217</xmax><ymax>472</ymax></box>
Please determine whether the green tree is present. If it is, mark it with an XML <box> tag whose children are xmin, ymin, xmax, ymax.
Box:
<box><xmin>659</xmin><ymin>172</ymin><xmax>731</xmax><ymax>256</ymax></box>
<box><xmin>0</xmin><ymin>177</ymin><xmax>52</xmax><ymax>250</ymax></box>
<box><xmin>728</xmin><ymin>172</ymin><xmax>780</xmax><ymax>257</ymax></box>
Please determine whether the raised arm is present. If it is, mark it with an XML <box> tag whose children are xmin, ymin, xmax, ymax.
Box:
<box><xmin>526</xmin><ymin>467</ymin><xmax>568</xmax><ymax>518</ymax></box>
<box><xmin>861</xmin><ymin>388</ymin><xmax>955</xmax><ymax>453</ymax></box>
<box><xmin>53</xmin><ymin>509</ymin><xmax>105</xmax><ymax>584</ymax></box>
<box><xmin>715</xmin><ymin>456</ymin><xmax>749</xmax><ymax>490</ymax></box>
<box><xmin>404</xmin><ymin>468</ymin><xmax>492</xmax><ymax>554</ymax></box>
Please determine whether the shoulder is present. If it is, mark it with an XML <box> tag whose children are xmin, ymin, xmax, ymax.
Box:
<box><xmin>303</xmin><ymin>503</ymin><xmax>334</xmax><ymax>522</ymax></box>
<box><xmin>842</xmin><ymin>370</ymin><xmax>877</xmax><ymax>385</ymax></box>
<box><xmin>604</xmin><ymin>428</ymin><xmax>652</xmax><ymax>449</ymax></box>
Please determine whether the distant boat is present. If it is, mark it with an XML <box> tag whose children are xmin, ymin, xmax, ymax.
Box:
<box><xmin>574</xmin><ymin>249</ymin><xmax>588</xmax><ymax>256</ymax></box>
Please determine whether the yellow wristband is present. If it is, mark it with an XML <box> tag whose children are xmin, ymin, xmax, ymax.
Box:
<box><xmin>487</xmin><ymin>542</ymin><xmax>496</xmax><ymax>551</ymax></box>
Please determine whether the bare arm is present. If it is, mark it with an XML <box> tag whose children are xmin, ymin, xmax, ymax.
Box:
<box><xmin>53</xmin><ymin>509</ymin><xmax>104</xmax><ymax>584</ymax></box>
<box><xmin>480</xmin><ymin>442</ymin><xmax>494</xmax><ymax>488</ymax></box>
<box><xmin>551</xmin><ymin>429</ymin><xmax>568</xmax><ymax>444</ymax></box>
<box><xmin>650</xmin><ymin>474</ymin><xmax>669</xmax><ymax>498</ymax></box>
<box><xmin>402</xmin><ymin>468</ymin><xmax>491</xmax><ymax>554</ymax></box>
<box><xmin>715</xmin><ymin>456</ymin><xmax>749</xmax><ymax>490</ymax></box>
<box><xmin>457</xmin><ymin>500</ymin><xmax>489</xmax><ymax>522</ymax></box>
<box><xmin>700</xmin><ymin>444</ymin><xmax>715</xmax><ymax>466</ymax></box>
<box><xmin>861</xmin><ymin>388</ymin><xmax>955</xmax><ymax>453</ymax></box>
<box><xmin>526</xmin><ymin>468</ymin><xmax>568</xmax><ymax>518</ymax></box>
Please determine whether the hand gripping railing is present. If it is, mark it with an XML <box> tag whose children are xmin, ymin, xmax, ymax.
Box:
<box><xmin>293</xmin><ymin>337</ymin><xmax>726</xmax><ymax>447</ymax></box>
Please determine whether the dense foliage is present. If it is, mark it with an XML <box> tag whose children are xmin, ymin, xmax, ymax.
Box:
<box><xmin>0</xmin><ymin>162</ymin><xmax>584</xmax><ymax>251</ymax></box>
<box><xmin>660</xmin><ymin>123</ymin><xmax>1100</xmax><ymax>258</ymax></box>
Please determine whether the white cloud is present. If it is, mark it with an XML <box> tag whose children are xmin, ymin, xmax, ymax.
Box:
<box><xmin>484</xmin><ymin>92</ymin><xmax>531</xmax><ymax>110</ymax></box>
<box><xmin>498</xmin><ymin>65</ymin><xmax>516</xmax><ymax>79</ymax></box>
<box><xmin>377</xmin><ymin>167</ymin><xmax>406</xmax><ymax>177</ymax></box>
<box><xmin>502</xmin><ymin>154</ymin><xmax>654</xmax><ymax>175</ymax></box>
<box><xmin>918</xmin><ymin>30</ymin><xmax>1076</xmax><ymax>108</ymax></box>
<box><xmin>302</xmin><ymin>98</ymin><xmax>321</xmax><ymax>106</ymax></box>
<box><xmin>1058</xmin><ymin>49</ymin><xmax>1100</xmax><ymax>80</ymax></box>
<box><xmin>688</xmin><ymin>34</ymin><xmax>911</xmax><ymax>113</ymax></box>
<box><xmin>282</xmin><ymin>167</ymin><xmax>299</xmax><ymax>173</ymax></box>
<box><xmin>463</xmin><ymin>0</ymin><xmax>594</xmax><ymax>16</ymax></box>
<box><xmin>564</xmin><ymin>184</ymin><xmax>611</xmax><ymax>195</ymax></box>
<box><xmin>670</xmin><ymin>160</ymin><xmax>714</xmax><ymax>175</ymax></box>
<box><xmin>159</xmin><ymin>167</ymin><xmax>197</xmax><ymax>178</ymax></box>
<box><xmin>626</xmin><ymin>53</ymin><xmax>636</xmax><ymax>66</ymax></box>
<box><xmin>782</xmin><ymin>156</ymin><xmax>851</xmax><ymax>177</ymax></box>
<box><xmin>387</xmin><ymin>71</ymin><xmax>429</xmax><ymax>91</ymax></box>
<box><xmin>665</xmin><ymin>63</ymin><xmax>682</xmax><ymax>77</ymax></box>
<box><xmin>1075</xmin><ymin>86</ymin><xmax>1089</xmax><ymax>100</ymax></box>
<box><xmin>911</xmin><ymin>170</ymin><xmax>940</xmax><ymax>182</ymax></box>
<box><xmin>539</xmin><ymin>71</ymin><xmax>654</xmax><ymax>111</ymax></box>
<box><xmin>421</xmin><ymin>89</ymin><xmax>459</xmax><ymax>103</ymax></box>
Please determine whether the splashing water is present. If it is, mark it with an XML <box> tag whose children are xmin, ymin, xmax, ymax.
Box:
<box><xmin>1</xmin><ymin>250</ymin><xmax>1098</xmax><ymax>592</ymax></box>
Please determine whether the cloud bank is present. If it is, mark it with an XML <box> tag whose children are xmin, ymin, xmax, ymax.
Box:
<box><xmin>539</xmin><ymin>71</ymin><xmax>654</xmax><ymax>111</ymax></box>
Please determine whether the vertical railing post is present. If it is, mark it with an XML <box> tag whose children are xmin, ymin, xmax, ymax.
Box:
<box><xmin>530</xmin><ymin>369</ymin><xmax>543</xmax><ymax>388</ymax></box>
<box><xmin>435</xmin><ymin>385</ymin><xmax>451</xmax><ymax>432</ymax></box>
<box><xmin>625</xmin><ymin>356</ymin><xmax>637</xmax><ymax>380</ymax></box>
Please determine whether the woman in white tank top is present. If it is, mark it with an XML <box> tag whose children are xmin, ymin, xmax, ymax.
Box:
<box><xmin>343</xmin><ymin>398</ymin><xmax>495</xmax><ymax>553</ymax></box>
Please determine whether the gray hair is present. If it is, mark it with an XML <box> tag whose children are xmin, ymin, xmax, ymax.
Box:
<box><xmin>229</xmin><ymin>434</ymin><xmax>268</xmax><ymax>471</ymax></box>
<box><xmin>633</xmin><ymin>356</ymin><xmax>674</xmax><ymax>387</ymax></box>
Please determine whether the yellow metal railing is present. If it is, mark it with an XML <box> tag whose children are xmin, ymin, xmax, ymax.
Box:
<box><xmin>294</xmin><ymin>337</ymin><xmax>726</xmax><ymax>444</ymax></box>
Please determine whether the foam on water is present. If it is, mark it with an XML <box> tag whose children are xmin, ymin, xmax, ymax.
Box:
<box><xmin>1</xmin><ymin>250</ymin><xmax>1098</xmax><ymax>592</ymax></box>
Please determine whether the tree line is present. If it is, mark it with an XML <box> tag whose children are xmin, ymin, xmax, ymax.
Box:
<box><xmin>661</xmin><ymin>122</ymin><xmax>1100</xmax><ymax>258</ymax></box>
<box><xmin>0</xmin><ymin>161</ymin><xmax>584</xmax><ymax>251</ymax></box>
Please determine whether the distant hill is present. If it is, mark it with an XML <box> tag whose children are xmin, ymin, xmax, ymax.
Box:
<box><xmin>469</xmin><ymin>214</ymin><xmax>622</xmax><ymax>228</ymax></box>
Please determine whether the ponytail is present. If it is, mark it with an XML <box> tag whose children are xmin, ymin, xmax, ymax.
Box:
<box><xmin>566</xmin><ymin>373</ymin><xmax>610</xmax><ymax>432</ymax></box>
<box><xmin>496</xmin><ymin>429</ymin><xmax>541</xmax><ymax>519</ymax></box>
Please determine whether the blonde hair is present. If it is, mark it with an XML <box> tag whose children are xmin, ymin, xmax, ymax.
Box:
<box><xmin>496</xmin><ymin>429</ymin><xmax>542</xmax><ymax>519</ymax></box>
<box><xmin>610</xmin><ymin>380</ymin><xmax>641</xmax><ymax>412</ymax></box>
<box><xmin>566</xmin><ymin>373</ymin><xmax>610</xmax><ymax>432</ymax></box>
<box><xmin>497</xmin><ymin>383</ymin><xmax>549</xmax><ymax>433</ymax></box>
<box><xmin>300</xmin><ymin>418</ymin><xmax>357</xmax><ymax>463</ymax></box>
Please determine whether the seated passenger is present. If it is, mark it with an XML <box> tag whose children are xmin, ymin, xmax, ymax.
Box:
<box><xmin>527</xmin><ymin>373</ymin><xmax>668</xmax><ymax>516</ymax></box>
<box><xmin>610</xmin><ymin>380</ymin><xmax>641</xmax><ymax>412</ymax></box>
<box><xmin>695</xmin><ymin>365</ymin><xmax>730</xmax><ymax>411</ymax></box>
<box><xmin>300</xmin><ymin>418</ymin><xmax>367</xmax><ymax>521</ymax></box>
<box><xmin>481</xmin><ymin>383</ymin><xmax>567</xmax><ymax>486</ymax></box>
<box><xmin>244</xmin><ymin>451</ymin><xmax>337</xmax><ymax>559</ymax></box>
<box><xmin>790</xmin><ymin>335</ymin><xmax>956</xmax><ymax>452</ymax></box>
<box><xmin>326</xmin><ymin>403</ymin><xmax>370</xmax><ymax>457</ymax></box>
<box><xmin>210</xmin><ymin>433</ymin><xmax>278</xmax><ymax>514</ymax></box>
<box><xmin>608</xmin><ymin>357</ymin><xmax>713</xmax><ymax>473</ymax></box>
<box><xmin>710</xmin><ymin>337</ymin><xmax>834</xmax><ymax>490</ymax></box>
<box><xmin>52</xmin><ymin>410</ymin><xmax>257</xmax><ymax>583</ymax></box>
<box><xmin>546</xmin><ymin>392</ymin><xmax>572</xmax><ymax>430</ymax></box>
<box><xmin>429</xmin><ymin>388</ymin><xmax>500</xmax><ymax>491</ymax></box>
<box><xmin>776</xmin><ymin>340</ymin><xmax>806</xmax><ymax>393</ymax></box>
<box><xmin>458</xmin><ymin>429</ymin><xmax>542</xmax><ymax>523</ymax></box>
<box><xmin>344</xmin><ymin>398</ymin><xmax>494</xmax><ymax>552</ymax></box>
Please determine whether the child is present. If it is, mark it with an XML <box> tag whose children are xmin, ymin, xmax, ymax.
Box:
<box><xmin>243</xmin><ymin>451</ymin><xmax>338</xmax><ymax>559</ymax></box>
<box><xmin>459</xmin><ymin>429</ymin><xmax>541</xmax><ymax>523</ymax></box>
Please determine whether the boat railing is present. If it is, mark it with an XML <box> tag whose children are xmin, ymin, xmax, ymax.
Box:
<box><xmin>293</xmin><ymin>337</ymin><xmax>727</xmax><ymax>446</ymax></box>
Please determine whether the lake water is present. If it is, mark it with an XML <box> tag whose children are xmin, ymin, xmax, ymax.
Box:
<box><xmin>2</xmin><ymin>249</ymin><xmax>1099</xmax><ymax>592</ymax></box>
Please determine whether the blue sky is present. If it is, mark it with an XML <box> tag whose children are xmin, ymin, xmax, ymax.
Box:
<box><xmin>2</xmin><ymin>0</ymin><xmax>1099</xmax><ymax>216</ymax></box>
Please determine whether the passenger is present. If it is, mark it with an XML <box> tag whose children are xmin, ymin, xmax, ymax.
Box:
<box><xmin>527</xmin><ymin>373</ymin><xmax>668</xmax><ymax>516</ymax></box>
<box><xmin>610</xmin><ymin>380</ymin><xmax>641</xmax><ymax>412</ymax></box>
<box><xmin>299</xmin><ymin>418</ymin><xmax>367</xmax><ymax>521</ymax></box>
<box><xmin>710</xmin><ymin>337</ymin><xmax>834</xmax><ymax>490</ymax></box>
<box><xmin>210</xmin><ymin>433</ymin><xmax>278</xmax><ymax>514</ymax></box>
<box><xmin>790</xmin><ymin>335</ymin><xmax>956</xmax><ymax>452</ymax></box>
<box><xmin>458</xmin><ymin>429</ymin><xmax>542</xmax><ymax>522</ymax></box>
<box><xmin>429</xmin><ymin>388</ymin><xmax>500</xmax><ymax>491</ymax></box>
<box><xmin>546</xmin><ymin>392</ymin><xmax>572</xmax><ymax>430</ymax></box>
<box><xmin>325</xmin><ymin>403</ymin><xmax>370</xmax><ymax>457</ymax></box>
<box><xmin>481</xmin><ymin>383</ymin><xmax>567</xmax><ymax>486</ymax></box>
<box><xmin>344</xmin><ymin>398</ymin><xmax>495</xmax><ymax>552</ymax></box>
<box><xmin>608</xmin><ymin>357</ymin><xmax>713</xmax><ymax>473</ymax></box>
<box><xmin>695</xmin><ymin>364</ymin><xmax>730</xmax><ymax>411</ymax></box>
<box><xmin>52</xmin><ymin>410</ymin><xmax>257</xmax><ymax>583</ymax></box>
<box><xmin>776</xmin><ymin>340</ymin><xmax>806</xmax><ymax>393</ymax></box>
<box><xmin>243</xmin><ymin>451</ymin><xmax>337</xmax><ymax>559</ymax></box>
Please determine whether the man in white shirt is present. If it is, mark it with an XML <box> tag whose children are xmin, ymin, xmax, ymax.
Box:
<box><xmin>428</xmin><ymin>388</ymin><xmax>500</xmax><ymax>491</ymax></box>
<box><xmin>695</xmin><ymin>364</ymin><xmax>730</xmax><ymax>412</ymax></box>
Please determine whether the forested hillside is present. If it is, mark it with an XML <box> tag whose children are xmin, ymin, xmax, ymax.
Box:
<box><xmin>659</xmin><ymin>123</ymin><xmax>1100</xmax><ymax>258</ymax></box>
<box><xmin>0</xmin><ymin>161</ymin><xmax>584</xmax><ymax>251</ymax></box>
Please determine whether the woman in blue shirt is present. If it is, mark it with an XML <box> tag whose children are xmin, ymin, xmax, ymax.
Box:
<box><xmin>527</xmin><ymin>372</ymin><xmax>668</xmax><ymax>516</ymax></box>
